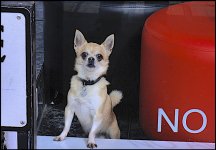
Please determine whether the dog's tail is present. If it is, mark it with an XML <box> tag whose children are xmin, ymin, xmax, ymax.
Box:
<box><xmin>109</xmin><ymin>90</ymin><xmax>123</xmax><ymax>108</ymax></box>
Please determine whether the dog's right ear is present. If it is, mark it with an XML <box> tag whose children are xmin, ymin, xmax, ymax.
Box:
<box><xmin>74</xmin><ymin>30</ymin><xmax>87</xmax><ymax>52</ymax></box>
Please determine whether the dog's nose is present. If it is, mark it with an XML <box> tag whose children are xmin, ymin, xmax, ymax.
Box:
<box><xmin>87</xmin><ymin>57</ymin><xmax>95</xmax><ymax>68</ymax></box>
<box><xmin>88</xmin><ymin>57</ymin><xmax>95</xmax><ymax>63</ymax></box>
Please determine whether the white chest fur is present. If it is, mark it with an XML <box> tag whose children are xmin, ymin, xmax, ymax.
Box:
<box><xmin>74</xmin><ymin>85</ymin><xmax>101</xmax><ymax>113</ymax></box>
<box><xmin>67</xmin><ymin>75</ymin><xmax>109</xmax><ymax>133</ymax></box>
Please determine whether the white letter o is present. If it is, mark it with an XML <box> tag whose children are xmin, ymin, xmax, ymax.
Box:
<box><xmin>182</xmin><ymin>109</ymin><xmax>207</xmax><ymax>133</ymax></box>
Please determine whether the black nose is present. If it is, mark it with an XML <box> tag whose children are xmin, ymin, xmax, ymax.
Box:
<box><xmin>87</xmin><ymin>57</ymin><xmax>95</xmax><ymax>68</ymax></box>
<box><xmin>88</xmin><ymin>57</ymin><xmax>95</xmax><ymax>63</ymax></box>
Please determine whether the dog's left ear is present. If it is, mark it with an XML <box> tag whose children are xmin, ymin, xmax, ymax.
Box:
<box><xmin>101</xmin><ymin>34</ymin><xmax>114</xmax><ymax>55</ymax></box>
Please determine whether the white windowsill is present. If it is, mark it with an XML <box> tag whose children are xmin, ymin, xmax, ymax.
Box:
<box><xmin>37</xmin><ymin>136</ymin><xmax>215</xmax><ymax>149</ymax></box>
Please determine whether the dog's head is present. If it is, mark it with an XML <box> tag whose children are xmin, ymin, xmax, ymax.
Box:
<box><xmin>74</xmin><ymin>30</ymin><xmax>114</xmax><ymax>80</ymax></box>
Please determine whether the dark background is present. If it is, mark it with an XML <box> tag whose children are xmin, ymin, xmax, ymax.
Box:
<box><xmin>43</xmin><ymin>1</ymin><xmax>184</xmax><ymax>108</ymax></box>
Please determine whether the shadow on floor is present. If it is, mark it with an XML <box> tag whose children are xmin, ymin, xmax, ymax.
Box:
<box><xmin>37</xmin><ymin>102</ymin><xmax>149</xmax><ymax>140</ymax></box>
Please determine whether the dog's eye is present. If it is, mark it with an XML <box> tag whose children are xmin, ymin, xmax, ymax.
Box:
<box><xmin>81</xmin><ymin>52</ymin><xmax>88</xmax><ymax>60</ymax></box>
<box><xmin>96</xmin><ymin>54</ymin><xmax>103</xmax><ymax>61</ymax></box>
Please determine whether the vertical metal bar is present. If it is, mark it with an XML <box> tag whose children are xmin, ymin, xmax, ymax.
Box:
<box><xmin>17</xmin><ymin>131</ymin><xmax>29</xmax><ymax>149</ymax></box>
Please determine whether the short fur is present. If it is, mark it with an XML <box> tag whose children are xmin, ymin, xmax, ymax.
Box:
<box><xmin>54</xmin><ymin>30</ymin><xmax>123</xmax><ymax>149</ymax></box>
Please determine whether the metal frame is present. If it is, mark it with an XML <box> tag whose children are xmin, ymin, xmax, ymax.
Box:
<box><xmin>1</xmin><ymin>3</ymin><xmax>36</xmax><ymax>149</ymax></box>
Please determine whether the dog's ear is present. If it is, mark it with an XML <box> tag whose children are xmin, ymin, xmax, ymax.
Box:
<box><xmin>101</xmin><ymin>34</ymin><xmax>114</xmax><ymax>55</ymax></box>
<box><xmin>74</xmin><ymin>30</ymin><xmax>87</xmax><ymax>52</ymax></box>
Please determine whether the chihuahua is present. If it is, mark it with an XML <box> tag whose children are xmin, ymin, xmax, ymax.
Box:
<box><xmin>54</xmin><ymin>30</ymin><xmax>123</xmax><ymax>148</ymax></box>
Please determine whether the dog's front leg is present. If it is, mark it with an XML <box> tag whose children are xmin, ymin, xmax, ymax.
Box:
<box><xmin>54</xmin><ymin>105</ymin><xmax>74</xmax><ymax>141</ymax></box>
<box><xmin>87</xmin><ymin>116</ymin><xmax>102</xmax><ymax>149</ymax></box>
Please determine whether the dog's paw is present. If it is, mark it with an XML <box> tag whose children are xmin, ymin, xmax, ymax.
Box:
<box><xmin>87</xmin><ymin>143</ymin><xmax>97</xmax><ymax>149</ymax></box>
<box><xmin>53</xmin><ymin>136</ymin><xmax>65</xmax><ymax>141</ymax></box>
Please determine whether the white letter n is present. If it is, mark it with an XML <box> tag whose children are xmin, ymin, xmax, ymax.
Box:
<box><xmin>157</xmin><ymin>108</ymin><xmax>179</xmax><ymax>132</ymax></box>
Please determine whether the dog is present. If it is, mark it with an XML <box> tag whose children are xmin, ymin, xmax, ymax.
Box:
<box><xmin>54</xmin><ymin>30</ymin><xmax>123</xmax><ymax>148</ymax></box>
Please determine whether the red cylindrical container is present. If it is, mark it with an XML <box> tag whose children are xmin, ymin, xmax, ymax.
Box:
<box><xmin>140</xmin><ymin>1</ymin><xmax>215</xmax><ymax>142</ymax></box>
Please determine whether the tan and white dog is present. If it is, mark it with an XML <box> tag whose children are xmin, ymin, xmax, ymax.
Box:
<box><xmin>54</xmin><ymin>30</ymin><xmax>123</xmax><ymax>148</ymax></box>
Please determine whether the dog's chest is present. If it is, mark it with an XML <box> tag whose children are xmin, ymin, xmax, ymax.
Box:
<box><xmin>73</xmin><ymin>84</ymin><xmax>101</xmax><ymax>115</ymax></box>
